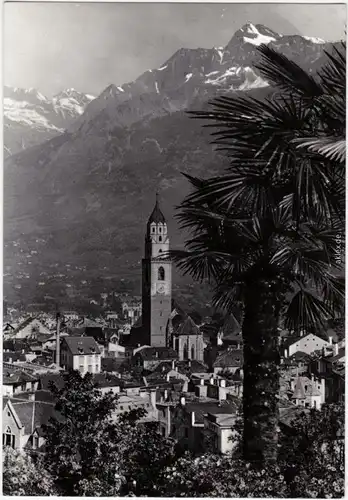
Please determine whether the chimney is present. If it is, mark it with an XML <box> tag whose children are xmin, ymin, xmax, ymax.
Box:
<box><xmin>200</xmin><ymin>378</ymin><xmax>204</xmax><ymax>386</ymax></box>
<box><xmin>56</xmin><ymin>312</ymin><xmax>61</xmax><ymax>367</ymax></box>
<box><xmin>164</xmin><ymin>389</ymin><xmax>168</xmax><ymax>400</ymax></box>
<box><xmin>328</xmin><ymin>336</ymin><xmax>333</xmax><ymax>345</ymax></box>
<box><xmin>28</xmin><ymin>393</ymin><xmax>35</xmax><ymax>402</ymax></box>
<box><xmin>284</xmin><ymin>349</ymin><xmax>288</xmax><ymax>358</ymax></box>
<box><xmin>188</xmin><ymin>360</ymin><xmax>191</xmax><ymax>368</ymax></box>
<box><xmin>209</xmin><ymin>376</ymin><xmax>214</xmax><ymax>385</ymax></box>
<box><xmin>220</xmin><ymin>379</ymin><xmax>226</xmax><ymax>388</ymax></box>
<box><xmin>172</xmin><ymin>360</ymin><xmax>175</xmax><ymax>370</ymax></box>
<box><xmin>155</xmin><ymin>351</ymin><xmax>158</xmax><ymax>358</ymax></box>
<box><xmin>180</xmin><ymin>396</ymin><xmax>185</xmax><ymax>406</ymax></box>
<box><xmin>334</xmin><ymin>343</ymin><xmax>339</xmax><ymax>356</ymax></box>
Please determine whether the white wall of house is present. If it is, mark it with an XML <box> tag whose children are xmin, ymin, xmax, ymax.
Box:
<box><xmin>72</xmin><ymin>354</ymin><xmax>101</xmax><ymax>374</ymax></box>
<box><xmin>288</xmin><ymin>334</ymin><xmax>329</xmax><ymax>356</ymax></box>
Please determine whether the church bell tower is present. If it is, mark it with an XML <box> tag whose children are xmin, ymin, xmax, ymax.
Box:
<box><xmin>142</xmin><ymin>193</ymin><xmax>172</xmax><ymax>347</ymax></box>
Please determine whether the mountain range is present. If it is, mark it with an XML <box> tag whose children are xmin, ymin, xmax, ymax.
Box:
<box><xmin>3</xmin><ymin>23</ymin><xmax>339</xmax><ymax>309</ymax></box>
<box><xmin>4</xmin><ymin>87</ymin><xmax>95</xmax><ymax>157</ymax></box>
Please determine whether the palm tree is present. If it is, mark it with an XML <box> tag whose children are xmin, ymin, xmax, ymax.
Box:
<box><xmin>171</xmin><ymin>43</ymin><xmax>345</xmax><ymax>465</ymax></box>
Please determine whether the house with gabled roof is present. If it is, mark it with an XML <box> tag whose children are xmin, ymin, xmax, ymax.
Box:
<box><xmin>5</xmin><ymin>317</ymin><xmax>51</xmax><ymax>340</ymax></box>
<box><xmin>3</xmin><ymin>367</ymin><xmax>40</xmax><ymax>396</ymax></box>
<box><xmin>60</xmin><ymin>336</ymin><xmax>101</xmax><ymax>374</ymax></box>
<box><xmin>281</xmin><ymin>332</ymin><xmax>331</xmax><ymax>358</ymax></box>
<box><xmin>2</xmin><ymin>394</ymin><xmax>62</xmax><ymax>453</ymax></box>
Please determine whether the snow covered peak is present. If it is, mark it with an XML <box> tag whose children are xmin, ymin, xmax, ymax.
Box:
<box><xmin>303</xmin><ymin>36</ymin><xmax>325</xmax><ymax>44</ymax></box>
<box><xmin>4</xmin><ymin>86</ymin><xmax>48</xmax><ymax>104</ymax></box>
<box><xmin>242</xmin><ymin>23</ymin><xmax>278</xmax><ymax>46</ymax></box>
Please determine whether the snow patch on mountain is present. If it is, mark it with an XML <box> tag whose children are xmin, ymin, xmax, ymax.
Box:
<box><xmin>303</xmin><ymin>36</ymin><xmax>325</xmax><ymax>44</ymax></box>
<box><xmin>158</xmin><ymin>65</ymin><xmax>168</xmax><ymax>71</ymax></box>
<box><xmin>243</xmin><ymin>23</ymin><xmax>277</xmax><ymax>46</ymax></box>
<box><xmin>4</xmin><ymin>98</ymin><xmax>64</xmax><ymax>131</ymax></box>
<box><xmin>205</xmin><ymin>66</ymin><xmax>242</xmax><ymax>85</ymax></box>
<box><xmin>185</xmin><ymin>73</ymin><xmax>193</xmax><ymax>82</ymax></box>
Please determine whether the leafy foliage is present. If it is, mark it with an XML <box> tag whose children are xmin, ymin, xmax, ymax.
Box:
<box><xmin>41</xmin><ymin>370</ymin><xmax>177</xmax><ymax>496</ymax></box>
<box><xmin>3</xmin><ymin>447</ymin><xmax>56</xmax><ymax>496</ymax></box>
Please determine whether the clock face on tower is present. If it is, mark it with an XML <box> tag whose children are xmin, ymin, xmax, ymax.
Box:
<box><xmin>157</xmin><ymin>284</ymin><xmax>165</xmax><ymax>294</ymax></box>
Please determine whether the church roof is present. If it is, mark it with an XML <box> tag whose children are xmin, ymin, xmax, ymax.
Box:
<box><xmin>175</xmin><ymin>316</ymin><xmax>200</xmax><ymax>336</ymax></box>
<box><xmin>148</xmin><ymin>196</ymin><xmax>166</xmax><ymax>225</ymax></box>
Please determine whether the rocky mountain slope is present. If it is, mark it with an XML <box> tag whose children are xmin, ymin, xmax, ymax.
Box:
<box><xmin>3</xmin><ymin>24</ymin><xmax>336</xmax><ymax>307</ymax></box>
<box><xmin>4</xmin><ymin>87</ymin><xmax>95</xmax><ymax>156</ymax></box>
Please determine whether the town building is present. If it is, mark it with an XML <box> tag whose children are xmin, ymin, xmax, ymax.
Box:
<box><xmin>3</xmin><ymin>394</ymin><xmax>61</xmax><ymax>453</ymax></box>
<box><xmin>281</xmin><ymin>332</ymin><xmax>331</xmax><ymax>358</ymax></box>
<box><xmin>132</xmin><ymin>346</ymin><xmax>178</xmax><ymax>371</ymax></box>
<box><xmin>213</xmin><ymin>348</ymin><xmax>243</xmax><ymax>375</ymax></box>
<box><xmin>290</xmin><ymin>375</ymin><xmax>325</xmax><ymax>410</ymax></box>
<box><xmin>60</xmin><ymin>336</ymin><xmax>101</xmax><ymax>374</ymax></box>
<box><xmin>4</xmin><ymin>317</ymin><xmax>51</xmax><ymax>340</ymax></box>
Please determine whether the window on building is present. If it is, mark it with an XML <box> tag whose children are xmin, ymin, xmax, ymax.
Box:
<box><xmin>160</xmin><ymin>312</ymin><xmax>162</xmax><ymax>316</ymax></box>
<box><xmin>159</xmin><ymin>236</ymin><xmax>162</xmax><ymax>242</ymax></box>
<box><xmin>79</xmin><ymin>356</ymin><xmax>84</xmax><ymax>365</ymax></box>
<box><xmin>159</xmin><ymin>249</ymin><xmax>163</xmax><ymax>253</ymax></box>
<box><xmin>191</xmin><ymin>345</ymin><xmax>195</xmax><ymax>360</ymax></box>
<box><xmin>3</xmin><ymin>426</ymin><xmax>15</xmax><ymax>448</ymax></box>
<box><xmin>159</xmin><ymin>227</ymin><xmax>162</xmax><ymax>233</ymax></box>
<box><xmin>79</xmin><ymin>365</ymin><xmax>85</xmax><ymax>372</ymax></box>
<box><xmin>152</xmin><ymin>227</ymin><xmax>155</xmax><ymax>233</ymax></box>
<box><xmin>88</xmin><ymin>365</ymin><xmax>93</xmax><ymax>373</ymax></box>
<box><xmin>158</xmin><ymin>266</ymin><xmax>165</xmax><ymax>281</ymax></box>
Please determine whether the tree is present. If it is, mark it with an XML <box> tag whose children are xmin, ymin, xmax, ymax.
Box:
<box><xmin>171</xmin><ymin>43</ymin><xmax>345</xmax><ymax>464</ymax></box>
<box><xmin>42</xmin><ymin>370</ymin><xmax>126</xmax><ymax>496</ymax></box>
<box><xmin>3</xmin><ymin>447</ymin><xmax>56</xmax><ymax>496</ymax></box>
<box><xmin>42</xmin><ymin>370</ymin><xmax>178</xmax><ymax>496</ymax></box>
<box><xmin>119</xmin><ymin>421</ymin><xmax>177</xmax><ymax>496</ymax></box>
<box><xmin>279</xmin><ymin>403</ymin><xmax>344</xmax><ymax>497</ymax></box>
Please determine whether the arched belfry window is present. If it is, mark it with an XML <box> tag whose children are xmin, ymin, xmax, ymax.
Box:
<box><xmin>191</xmin><ymin>345</ymin><xmax>195</xmax><ymax>360</ymax></box>
<box><xmin>159</xmin><ymin>236</ymin><xmax>162</xmax><ymax>242</ymax></box>
<box><xmin>183</xmin><ymin>344</ymin><xmax>188</xmax><ymax>360</ymax></box>
<box><xmin>158</xmin><ymin>266</ymin><xmax>165</xmax><ymax>281</ymax></box>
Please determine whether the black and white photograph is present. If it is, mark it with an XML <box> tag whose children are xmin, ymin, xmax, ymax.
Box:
<box><xmin>2</xmin><ymin>1</ymin><xmax>346</xmax><ymax>496</ymax></box>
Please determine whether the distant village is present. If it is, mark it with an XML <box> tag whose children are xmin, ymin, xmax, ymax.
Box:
<box><xmin>3</xmin><ymin>198</ymin><xmax>345</xmax><ymax>456</ymax></box>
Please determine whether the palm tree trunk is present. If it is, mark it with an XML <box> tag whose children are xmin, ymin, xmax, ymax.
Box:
<box><xmin>242</xmin><ymin>280</ymin><xmax>281</xmax><ymax>464</ymax></box>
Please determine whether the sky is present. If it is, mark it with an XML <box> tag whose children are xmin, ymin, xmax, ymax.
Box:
<box><xmin>4</xmin><ymin>2</ymin><xmax>347</xmax><ymax>97</ymax></box>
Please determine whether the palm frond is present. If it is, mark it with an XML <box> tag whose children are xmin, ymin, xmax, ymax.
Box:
<box><xmin>293</xmin><ymin>137</ymin><xmax>346</xmax><ymax>163</ymax></box>
<box><xmin>254</xmin><ymin>44</ymin><xmax>323</xmax><ymax>97</ymax></box>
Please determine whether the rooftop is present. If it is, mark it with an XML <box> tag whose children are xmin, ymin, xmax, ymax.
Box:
<box><xmin>147</xmin><ymin>194</ymin><xmax>166</xmax><ymax>225</ymax></box>
<box><xmin>136</xmin><ymin>346</ymin><xmax>178</xmax><ymax>361</ymax></box>
<box><xmin>62</xmin><ymin>336</ymin><xmax>101</xmax><ymax>355</ymax></box>
<box><xmin>213</xmin><ymin>349</ymin><xmax>243</xmax><ymax>368</ymax></box>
